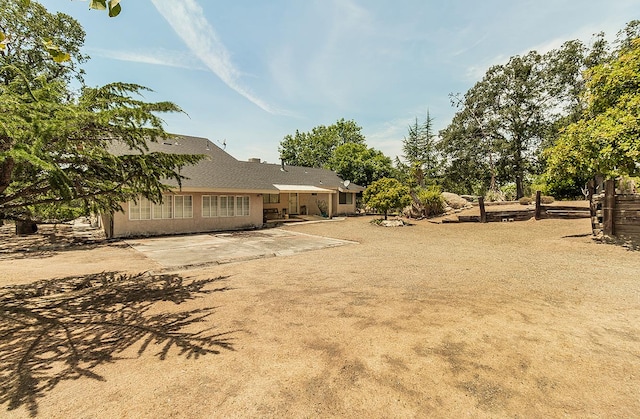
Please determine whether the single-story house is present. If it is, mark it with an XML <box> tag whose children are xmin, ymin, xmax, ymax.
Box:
<box><xmin>101</xmin><ymin>135</ymin><xmax>364</xmax><ymax>238</ymax></box>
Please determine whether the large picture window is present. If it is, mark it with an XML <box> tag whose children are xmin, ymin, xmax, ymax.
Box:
<box><xmin>129</xmin><ymin>194</ymin><xmax>192</xmax><ymax>220</ymax></box>
<box><xmin>202</xmin><ymin>195</ymin><xmax>250</xmax><ymax>217</ymax></box>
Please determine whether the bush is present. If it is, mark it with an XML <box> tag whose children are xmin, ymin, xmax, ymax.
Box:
<box><xmin>363</xmin><ymin>178</ymin><xmax>411</xmax><ymax>220</ymax></box>
<box><xmin>541</xmin><ymin>195</ymin><xmax>555</xmax><ymax>204</ymax></box>
<box><xmin>500</xmin><ymin>183</ymin><xmax>517</xmax><ymax>201</ymax></box>
<box><xmin>519</xmin><ymin>197</ymin><xmax>532</xmax><ymax>205</ymax></box>
<box><xmin>416</xmin><ymin>186</ymin><xmax>446</xmax><ymax>217</ymax></box>
<box><xmin>484</xmin><ymin>189</ymin><xmax>505</xmax><ymax>202</ymax></box>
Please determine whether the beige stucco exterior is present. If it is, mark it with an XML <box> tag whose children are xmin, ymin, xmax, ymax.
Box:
<box><xmin>103</xmin><ymin>192</ymin><xmax>263</xmax><ymax>238</ymax></box>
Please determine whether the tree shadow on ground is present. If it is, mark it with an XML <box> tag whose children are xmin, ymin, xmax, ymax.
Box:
<box><xmin>0</xmin><ymin>271</ymin><xmax>234</xmax><ymax>416</ymax></box>
<box><xmin>0</xmin><ymin>224</ymin><xmax>108</xmax><ymax>261</ymax></box>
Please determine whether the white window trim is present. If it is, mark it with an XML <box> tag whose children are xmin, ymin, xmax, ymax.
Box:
<box><xmin>174</xmin><ymin>195</ymin><xmax>193</xmax><ymax>219</ymax></box>
<box><xmin>202</xmin><ymin>195</ymin><xmax>218</xmax><ymax>218</ymax></box>
<box><xmin>201</xmin><ymin>195</ymin><xmax>250</xmax><ymax>218</ymax></box>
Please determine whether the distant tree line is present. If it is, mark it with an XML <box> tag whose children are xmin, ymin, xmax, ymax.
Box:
<box><xmin>280</xmin><ymin>20</ymin><xmax>640</xmax><ymax>217</ymax></box>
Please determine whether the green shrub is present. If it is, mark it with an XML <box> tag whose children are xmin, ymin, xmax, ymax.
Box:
<box><xmin>519</xmin><ymin>197</ymin><xmax>532</xmax><ymax>205</ymax></box>
<box><xmin>526</xmin><ymin>175</ymin><xmax>549</xmax><ymax>197</ymax></box>
<box><xmin>500</xmin><ymin>183</ymin><xmax>517</xmax><ymax>201</ymax></box>
<box><xmin>363</xmin><ymin>177</ymin><xmax>411</xmax><ymax>220</ymax></box>
<box><xmin>416</xmin><ymin>186</ymin><xmax>446</xmax><ymax>217</ymax></box>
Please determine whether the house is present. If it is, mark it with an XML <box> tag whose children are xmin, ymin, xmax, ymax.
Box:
<box><xmin>101</xmin><ymin>135</ymin><xmax>364</xmax><ymax>238</ymax></box>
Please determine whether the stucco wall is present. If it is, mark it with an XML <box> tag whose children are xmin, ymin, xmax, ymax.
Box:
<box><xmin>109</xmin><ymin>193</ymin><xmax>263</xmax><ymax>238</ymax></box>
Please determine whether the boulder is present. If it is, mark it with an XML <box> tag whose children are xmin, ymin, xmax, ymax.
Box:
<box><xmin>441</xmin><ymin>192</ymin><xmax>471</xmax><ymax>210</ymax></box>
<box><xmin>381</xmin><ymin>219</ymin><xmax>405</xmax><ymax>227</ymax></box>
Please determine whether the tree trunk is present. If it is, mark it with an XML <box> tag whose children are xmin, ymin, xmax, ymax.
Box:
<box><xmin>516</xmin><ymin>174</ymin><xmax>524</xmax><ymax>200</ymax></box>
<box><xmin>15</xmin><ymin>220</ymin><xmax>38</xmax><ymax>236</ymax></box>
<box><xmin>384</xmin><ymin>210</ymin><xmax>388</xmax><ymax>220</ymax></box>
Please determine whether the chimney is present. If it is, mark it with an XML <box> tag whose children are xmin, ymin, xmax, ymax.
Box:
<box><xmin>248</xmin><ymin>158</ymin><xmax>261</xmax><ymax>163</ymax></box>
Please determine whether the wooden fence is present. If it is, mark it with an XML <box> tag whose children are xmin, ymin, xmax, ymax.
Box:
<box><xmin>457</xmin><ymin>194</ymin><xmax>590</xmax><ymax>223</ymax></box>
<box><xmin>534</xmin><ymin>191</ymin><xmax>591</xmax><ymax>220</ymax></box>
<box><xmin>592</xmin><ymin>179</ymin><xmax>640</xmax><ymax>241</ymax></box>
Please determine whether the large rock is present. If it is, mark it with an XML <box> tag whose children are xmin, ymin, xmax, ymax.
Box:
<box><xmin>441</xmin><ymin>192</ymin><xmax>471</xmax><ymax>210</ymax></box>
<box><xmin>381</xmin><ymin>219</ymin><xmax>405</xmax><ymax>227</ymax></box>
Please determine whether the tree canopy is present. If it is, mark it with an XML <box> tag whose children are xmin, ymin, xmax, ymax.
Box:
<box><xmin>279</xmin><ymin>118</ymin><xmax>366</xmax><ymax>168</ymax></box>
<box><xmin>327</xmin><ymin>142</ymin><xmax>393</xmax><ymax>187</ymax></box>
<box><xmin>0</xmin><ymin>1</ymin><xmax>202</xmax><ymax>226</ymax></box>
<box><xmin>400</xmin><ymin>112</ymin><xmax>440</xmax><ymax>187</ymax></box>
<box><xmin>438</xmin><ymin>34</ymin><xmax>619</xmax><ymax>198</ymax></box>
<box><xmin>0</xmin><ymin>0</ymin><xmax>88</xmax><ymax>80</ymax></box>
<box><xmin>544</xmin><ymin>37</ymin><xmax>640</xmax><ymax>187</ymax></box>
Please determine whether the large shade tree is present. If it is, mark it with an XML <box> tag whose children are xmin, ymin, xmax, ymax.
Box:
<box><xmin>327</xmin><ymin>142</ymin><xmax>393</xmax><ymax>187</ymax></box>
<box><xmin>545</xmin><ymin>35</ymin><xmax>640</xmax><ymax>188</ymax></box>
<box><xmin>439</xmin><ymin>39</ymin><xmax>606</xmax><ymax>198</ymax></box>
<box><xmin>278</xmin><ymin>118</ymin><xmax>366</xmax><ymax>168</ymax></box>
<box><xmin>0</xmin><ymin>1</ymin><xmax>202</xmax><ymax>231</ymax></box>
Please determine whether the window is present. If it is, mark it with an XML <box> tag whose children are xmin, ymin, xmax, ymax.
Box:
<box><xmin>236</xmin><ymin>196</ymin><xmax>250</xmax><ymax>216</ymax></box>
<box><xmin>174</xmin><ymin>195</ymin><xmax>193</xmax><ymax>218</ymax></box>
<box><xmin>153</xmin><ymin>195</ymin><xmax>173</xmax><ymax>219</ymax></box>
<box><xmin>129</xmin><ymin>197</ymin><xmax>151</xmax><ymax>220</ymax></box>
<box><xmin>202</xmin><ymin>195</ymin><xmax>218</xmax><ymax>217</ymax></box>
<box><xmin>219</xmin><ymin>196</ymin><xmax>234</xmax><ymax>217</ymax></box>
<box><xmin>263</xmin><ymin>193</ymin><xmax>280</xmax><ymax>204</ymax></box>
<box><xmin>203</xmin><ymin>195</ymin><xmax>249</xmax><ymax>217</ymax></box>
<box><xmin>339</xmin><ymin>192</ymin><xmax>353</xmax><ymax>205</ymax></box>
<box><xmin>129</xmin><ymin>194</ymin><xmax>193</xmax><ymax>220</ymax></box>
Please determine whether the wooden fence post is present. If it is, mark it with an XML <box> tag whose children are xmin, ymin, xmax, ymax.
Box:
<box><xmin>478</xmin><ymin>196</ymin><xmax>487</xmax><ymax>223</ymax></box>
<box><xmin>603</xmin><ymin>179</ymin><xmax>615</xmax><ymax>236</ymax></box>
<box><xmin>587</xmin><ymin>179</ymin><xmax>597</xmax><ymax>234</ymax></box>
<box><xmin>534</xmin><ymin>190</ymin><xmax>542</xmax><ymax>220</ymax></box>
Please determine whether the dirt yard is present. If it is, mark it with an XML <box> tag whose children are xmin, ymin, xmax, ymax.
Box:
<box><xmin>1</xmin><ymin>215</ymin><xmax>639</xmax><ymax>418</ymax></box>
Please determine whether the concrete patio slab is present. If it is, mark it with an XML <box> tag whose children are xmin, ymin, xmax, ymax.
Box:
<box><xmin>125</xmin><ymin>228</ymin><xmax>356</xmax><ymax>270</ymax></box>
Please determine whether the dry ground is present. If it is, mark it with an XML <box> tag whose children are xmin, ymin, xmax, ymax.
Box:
<box><xmin>1</xmin><ymin>215</ymin><xmax>639</xmax><ymax>418</ymax></box>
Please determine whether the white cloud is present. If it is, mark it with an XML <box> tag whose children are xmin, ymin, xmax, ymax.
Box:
<box><xmin>88</xmin><ymin>47</ymin><xmax>206</xmax><ymax>70</ymax></box>
<box><xmin>150</xmin><ymin>0</ymin><xmax>283</xmax><ymax>115</ymax></box>
<box><xmin>366</xmin><ymin>118</ymin><xmax>409</xmax><ymax>160</ymax></box>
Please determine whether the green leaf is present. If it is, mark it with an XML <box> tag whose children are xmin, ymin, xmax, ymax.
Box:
<box><xmin>51</xmin><ymin>51</ymin><xmax>71</xmax><ymax>63</ymax></box>
<box><xmin>108</xmin><ymin>1</ymin><xmax>122</xmax><ymax>18</ymax></box>
<box><xmin>89</xmin><ymin>0</ymin><xmax>108</xmax><ymax>11</ymax></box>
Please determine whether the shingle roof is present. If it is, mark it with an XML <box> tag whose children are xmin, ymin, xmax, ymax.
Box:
<box><xmin>114</xmin><ymin>134</ymin><xmax>365</xmax><ymax>193</ymax></box>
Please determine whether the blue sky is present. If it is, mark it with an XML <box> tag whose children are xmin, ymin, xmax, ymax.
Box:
<box><xmin>40</xmin><ymin>0</ymin><xmax>637</xmax><ymax>163</ymax></box>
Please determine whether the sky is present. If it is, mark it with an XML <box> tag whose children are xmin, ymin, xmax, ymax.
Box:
<box><xmin>39</xmin><ymin>0</ymin><xmax>637</xmax><ymax>164</ymax></box>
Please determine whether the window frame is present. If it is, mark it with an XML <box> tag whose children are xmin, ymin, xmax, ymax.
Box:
<box><xmin>174</xmin><ymin>195</ymin><xmax>193</xmax><ymax>219</ymax></box>
<box><xmin>202</xmin><ymin>195</ymin><xmax>218</xmax><ymax>218</ymax></box>
<box><xmin>129</xmin><ymin>197</ymin><xmax>151</xmax><ymax>220</ymax></box>
<box><xmin>339</xmin><ymin>192</ymin><xmax>353</xmax><ymax>205</ymax></box>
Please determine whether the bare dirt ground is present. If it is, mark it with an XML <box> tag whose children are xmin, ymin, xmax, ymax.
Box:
<box><xmin>1</xmin><ymin>215</ymin><xmax>639</xmax><ymax>418</ymax></box>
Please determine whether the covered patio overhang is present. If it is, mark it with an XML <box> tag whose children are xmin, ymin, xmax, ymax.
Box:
<box><xmin>272</xmin><ymin>184</ymin><xmax>335</xmax><ymax>194</ymax></box>
<box><xmin>272</xmin><ymin>184</ymin><xmax>336</xmax><ymax>217</ymax></box>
